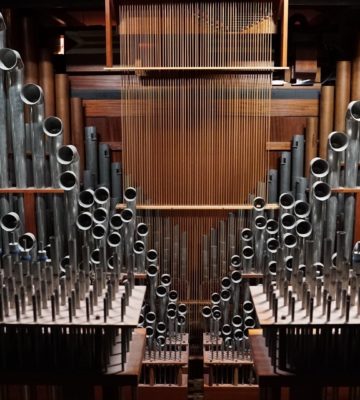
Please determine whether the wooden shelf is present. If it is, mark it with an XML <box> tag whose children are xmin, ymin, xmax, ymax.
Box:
<box><xmin>116</xmin><ymin>204</ymin><xmax>279</xmax><ymax>211</ymax></box>
<box><xmin>104</xmin><ymin>66</ymin><xmax>288</xmax><ymax>72</ymax></box>
<box><xmin>331</xmin><ymin>187</ymin><xmax>360</xmax><ymax>193</ymax></box>
<box><xmin>0</xmin><ymin>188</ymin><xmax>64</xmax><ymax>194</ymax></box>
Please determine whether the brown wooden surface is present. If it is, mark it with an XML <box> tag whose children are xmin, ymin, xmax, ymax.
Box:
<box><xmin>70</xmin><ymin>97</ymin><xmax>85</xmax><ymax>173</ymax></box>
<box><xmin>55</xmin><ymin>74</ymin><xmax>71</xmax><ymax>145</ymax></box>
<box><xmin>319</xmin><ymin>85</ymin><xmax>334</xmax><ymax>159</ymax></box>
<box><xmin>305</xmin><ymin>117</ymin><xmax>319</xmax><ymax>175</ymax></box>
<box><xmin>335</xmin><ymin>61</ymin><xmax>351</xmax><ymax>132</ymax></box>
<box><xmin>280</xmin><ymin>0</ymin><xmax>288</xmax><ymax>68</ymax></box>
<box><xmin>105</xmin><ymin>0</ymin><xmax>113</xmax><ymax>68</ymax></box>
<box><xmin>266</xmin><ymin>141</ymin><xmax>291</xmax><ymax>151</ymax></box>
<box><xmin>24</xmin><ymin>192</ymin><xmax>36</xmax><ymax>234</ymax></box>
<box><xmin>351</xmin><ymin>34</ymin><xmax>360</xmax><ymax>101</ymax></box>
<box><xmin>331</xmin><ymin>187</ymin><xmax>360</xmax><ymax>193</ymax></box>
<box><xmin>0</xmin><ymin>188</ymin><xmax>64</xmax><ymax>194</ymax></box>
<box><xmin>116</xmin><ymin>204</ymin><xmax>279</xmax><ymax>211</ymax></box>
<box><xmin>39</xmin><ymin>49</ymin><xmax>55</xmax><ymax>117</ymax></box>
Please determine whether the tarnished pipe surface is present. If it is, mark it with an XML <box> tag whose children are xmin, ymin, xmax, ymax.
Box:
<box><xmin>59</xmin><ymin>171</ymin><xmax>79</xmax><ymax>241</ymax></box>
<box><xmin>279</xmin><ymin>152</ymin><xmax>291</xmax><ymax>195</ymax></box>
<box><xmin>267</xmin><ymin>169</ymin><xmax>278</xmax><ymax>203</ymax></box>
<box><xmin>98</xmin><ymin>143</ymin><xmax>110</xmax><ymax>188</ymax></box>
<box><xmin>291</xmin><ymin>135</ymin><xmax>305</xmax><ymax>193</ymax></box>
<box><xmin>85</xmin><ymin>126</ymin><xmax>98</xmax><ymax>185</ymax></box>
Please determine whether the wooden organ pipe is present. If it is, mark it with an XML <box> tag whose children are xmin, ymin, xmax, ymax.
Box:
<box><xmin>55</xmin><ymin>74</ymin><xmax>71</xmax><ymax>145</ymax></box>
<box><xmin>39</xmin><ymin>49</ymin><xmax>55</xmax><ymax>117</ymax></box>
<box><xmin>352</xmin><ymin>34</ymin><xmax>360</xmax><ymax>101</ymax></box>
<box><xmin>334</xmin><ymin>61</ymin><xmax>351</xmax><ymax>132</ymax></box>
<box><xmin>319</xmin><ymin>85</ymin><xmax>334</xmax><ymax>159</ymax></box>
<box><xmin>21</xmin><ymin>16</ymin><xmax>38</xmax><ymax>84</ymax></box>
<box><xmin>305</xmin><ymin>117</ymin><xmax>318</xmax><ymax>176</ymax></box>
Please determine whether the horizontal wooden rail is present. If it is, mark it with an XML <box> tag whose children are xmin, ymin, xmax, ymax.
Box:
<box><xmin>116</xmin><ymin>204</ymin><xmax>279</xmax><ymax>211</ymax></box>
<box><xmin>0</xmin><ymin>188</ymin><xmax>64</xmax><ymax>194</ymax></box>
<box><xmin>331</xmin><ymin>187</ymin><xmax>360</xmax><ymax>193</ymax></box>
<box><xmin>266</xmin><ymin>141</ymin><xmax>291</xmax><ymax>151</ymax></box>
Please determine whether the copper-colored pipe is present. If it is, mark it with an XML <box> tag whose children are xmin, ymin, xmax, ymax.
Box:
<box><xmin>70</xmin><ymin>97</ymin><xmax>85</xmax><ymax>175</ymax></box>
<box><xmin>319</xmin><ymin>85</ymin><xmax>334</xmax><ymax>159</ymax></box>
<box><xmin>55</xmin><ymin>74</ymin><xmax>71</xmax><ymax>145</ymax></box>
<box><xmin>351</xmin><ymin>34</ymin><xmax>360</xmax><ymax>101</ymax></box>
<box><xmin>39</xmin><ymin>49</ymin><xmax>55</xmax><ymax>117</ymax></box>
<box><xmin>305</xmin><ymin>117</ymin><xmax>318</xmax><ymax>175</ymax></box>
<box><xmin>334</xmin><ymin>61</ymin><xmax>351</xmax><ymax>132</ymax></box>
<box><xmin>21</xmin><ymin>16</ymin><xmax>38</xmax><ymax>84</ymax></box>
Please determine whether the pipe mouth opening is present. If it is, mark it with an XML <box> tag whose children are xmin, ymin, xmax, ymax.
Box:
<box><xmin>314</xmin><ymin>262</ymin><xmax>324</xmax><ymax>278</ymax></box>
<box><xmin>234</xmin><ymin>328</ymin><xmax>244</xmax><ymax>341</ymax></box>
<box><xmin>146</xmin><ymin>326</ymin><xmax>154</xmax><ymax>338</ymax></box>
<box><xmin>268</xmin><ymin>261</ymin><xmax>277</xmax><ymax>275</ymax></box>
<box><xmin>231</xmin><ymin>254</ymin><xmax>241</xmax><ymax>268</ymax></box>
<box><xmin>266</xmin><ymin>219</ymin><xmax>279</xmax><ymax>234</ymax></box>
<box><xmin>161</xmin><ymin>273</ymin><xmax>171</xmax><ymax>286</ymax></box>
<box><xmin>147</xmin><ymin>249</ymin><xmax>158</xmax><ymax>262</ymax></box>
<box><xmin>255</xmin><ymin>215</ymin><xmax>267</xmax><ymax>229</ymax></box>
<box><xmin>90</xmin><ymin>249</ymin><xmax>100</xmax><ymax>264</ymax></box>
<box><xmin>59</xmin><ymin>171</ymin><xmax>77</xmax><ymax>190</ymax></box>
<box><xmin>1</xmin><ymin>212</ymin><xmax>20</xmax><ymax>232</ymax></box>
<box><xmin>137</xmin><ymin>223</ymin><xmax>148</xmax><ymax>236</ymax></box>
<box><xmin>294</xmin><ymin>201</ymin><xmax>310</xmax><ymax>218</ymax></box>
<box><xmin>156</xmin><ymin>285</ymin><xmax>167</xmax><ymax>297</ymax></box>
<box><xmin>110</xmin><ymin>214</ymin><xmax>122</xmax><ymax>230</ymax></box>
<box><xmin>43</xmin><ymin>117</ymin><xmax>63</xmax><ymax>137</ymax></box>
<box><xmin>285</xmin><ymin>256</ymin><xmax>293</xmax><ymax>271</ymax></box>
<box><xmin>79</xmin><ymin>190</ymin><xmax>94</xmax><ymax>208</ymax></box>
<box><xmin>281</xmin><ymin>213</ymin><xmax>296</xmax><ymax>229</ymax></box>
<box><xmin>134</xmin><ymin>240</ymin><xmax>145</xmax><ymax>253</ymax></box>
<box><xmin>310</xmin><ymin>158</ymin><xmax>329</xmax><ymax>177</ymax></box>
<box><xmin>222</xmin><ymin>324</ymin><xmax>232</xmax><ymax>336</ymax></box>
<box><xmin>146</xmin><ymin>312</ymin><xmax>156</xmax><ymax>323</ymax></box>
<box><xmin>221</xmin><ymin>277</ymin><xmax>231</xmax><ymax>289</ymax></box>
<box><xmin>329</xmin><ymin>131</ymin><xmax>349</xmax><ymax>152</ymax></box>
<box><xmin>253</xmin><ymin>196</ymin><xmax>265</xmax><ymax>210</ymax></box>
<box><xmin>147</xmin><ymin>264</ymin><xmax>159</xmax><ymax>277</ymax></box>
<box><xmin>178</xmin><ymin>303</ymin><xmax>187</xmax><ymax>315</ymax></box>
<box><xmin>57</xmin><ymin>145</ymin><xmax>78</xmax><ymax>165</ymax></box>
<box><xmin>177</xmin><ymin>315</ymin><xmax>186</xmax><ymax>325</ymax></box>
<box><xmin>267</xmin><ymin>238</ymin><xmax>279</xmax><ymax>252</ymax></box>
<box><xmin>0</xmin><ymin>48</ymin><xmax>18</xmax><ymax>70</ymax></box>
<box><xmin>349</xmin><ymin>101</ymin><xmax>360</xmax><ymax>120</ymax></box>
<box><xmin>107</xmin><ymin>256</ymin><xmax>114</xmax><ymax>270</ymax></box>
<box><xmin>231</xmin><ymin>270</ymin><xmax>242</xmax><ymax>283</ymax></box>
<box><xmin>232</xmin><ymin>315</ymin><xmax>242</xmax><ymax>327</ymax></box>
<box><xmin>220</xmin><ymin>289</ymin><xmax>231</xmax><ymax>302</ymax></box>
<box><xmin>94</xmin><ymin>187</ymin><xmax>110</xmax><ymax>203</ymax></box>
<box><xmin>296</xmin><ymin>220</ymin><xmax>312</xmax><ymax>237</ymax></box>
<box><xmin>243</xmin><ymin>301</ymin><xmax>254</xmax><ymax>314</ymax></box>
<box><xmin>124</xmin><ymin>187</ymin><xmax>137</xmax><ymax>201</ymax></box>
<box><xmin>212</xmin><ymin>309</ymin><xmax>221</xmax><ymax>320</ymax></box>
<box><xmin>211</xmin><ymin>292</ymin><xmax>220</xmax><ymax>304</ymax></box>
<box><xmin>21</xmin><ymin>84</ymin><xmax>43</xmax><ymax>105</ymax></box>
<box><xmin>167</xmin><ymin>309</ymin><xmax>176</xmax><ymax>319</ymax></box>
<box><xmin>244</xmin><ymin>316</ymin><xmax>255</xmax><ymax>328</ymax></box>
<box><xmin>284</xmin><ymin>233</ymin><xmax>297</xmax><ymax>248</ymax></box>
<box><xmin>93</xmin><ymin>208</ymin><xmax>107</xmax><ymax>224</ymax></box>
<box><xmin>157</xmin><ymin>322</ymin><xmax>166</xmax><ymax>334</ymax></box>
<box><xmin>76</xmin><ymin>212</ymin><xmax>93</xmax><ymax>230</ymax></box>
<box><xmin>279</xmin><ymin>193</ymin><xmax>294</xmax><ymax>208</ymax></box>
<box><xmin>120</xmin><ymin>208</ymin><xmax>133</xmax><ymax>223</ymax></box>
<box><xmin>242</xmin><ymin>246</ymin><xmax>254</xmax><ymax>258</ymax></box>
<box><xmin>107</xmin><ymin>232</ymin><xmax>121</xmax><ymax>247</ymax></box>
<box><xmin>92</xmin><ymin>224</ymin><xmax>105</xmax><ymax>240</ymax></box>
<box><xmin>168</xmin><ymin>302</ymin><xmax>177</xmax><ymax>312</ymax></box>
<box><xmin>202</xmin><ymin>306</ymin><xmax>212</xmax><ymax>318</ymax></box>
<box><xmin>169</xmin><ymin>290</ymin><xmax>178</xmax><ymax>302</ymax></box>
<box><xmin>241</xmin><ymin>228</ymin><xmax>253</xmax><ymax>241</ymax></box>
<box><xmin>313</xmin><ymin>181</ymin><xmax>331</xmax><ymax>201</ymax></box>
<box><xmin>18</xmin><ymin>233</ymin><xmax>36</xmax><ymax>252</ymax></box>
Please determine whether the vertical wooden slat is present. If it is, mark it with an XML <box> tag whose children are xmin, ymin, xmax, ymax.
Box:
<box><xmin>55</xmin><ymin>74</ymin><xmax>71</xmax><ymax>145</ymax></box>
<box><xmin>105</xmin><ymin>0</ymin><xmax>114</xmax><ymax>68</ymax></box>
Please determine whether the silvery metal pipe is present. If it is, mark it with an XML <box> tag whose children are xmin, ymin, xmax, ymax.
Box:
<box><xmin>124</xmin><ymin>187</ymin><xmax>137</xmax><ymax>220</ymax></box>
<box><xmin>311</xmin><ymin>181</ymin><xmax>331</xmax><ymax>262</ymax></box>
<box><xmin>0</xmin><ymin>48</ymin><xmax>26</xmax><ymax>224</ymax></box>
<box><xmin>85</xmin><ymin>126</ymin><xmax>98</xmax><ymax>186</ymax></box>
<box><xmin>0</xmin><ymin>17</ymin><xmax>9</xmax><ymax>254</ymax></box>
<box><xmin>327</xmin><ymin>131</ymin><xmax>349</xmax><ymax>251</ymax></box>
<box><xmin>76</xmin><ymin>211</ymin><xmax>93</xmax><ymax>239</ymax></box>
<box><xmin>146</xmin><ymin>264</ymin><xmax>159</xmax><ymax>313</ymax></box>
<box><xmin>279</xmin><ymin>192</ymin><xmax>295</xmax><ymax>216</ymax></box>
<box><xmin>309</xmin><ymin>157</ymin><xmax>329</xmax><ymax>193</ymax></box>
<box><xmin>220</xmin><ymin>289</ymin><xmax>231</xmax><ymax>325</ymax></box>
<box><xmin>110</xmin><ymin>212</ymin><xmax>123</xmax><ymax>231</ymax></box>
<box><xmin>279</xmin><ymin>151</ymin><xmax>291</xmax><ymax>195</ymax></box>
<box><xmin>133</xmin><ymin>240</ymin><xmax>145</xmax><ymax>273</ymax></box>
<box><xmin>294</xmin><ymin>200</ymin><xmax>310</xmax><ymax>220</ymax></box>
<box><xmin>43</xmin><ymin>116</ymin><xmax>64</xmax><ymax>253</ymax></box>
<box><xmin>253</xmin><ymin>196</ymin><xmax>265</xmax><ymax>215</ymax></box>
<box><xmin>156</xmin><ymin>285</ymin><xmax>167</xmax><ymax>322</ymax></box>
<box><xmin>254</xmin><ymin>215</ymin><xmax>266</xmax><ymax>272</ymax></box>
<box><xmin>242</xmin><ymin>246</ymin><xmax>254</xmax><ymax>273</ymax></box>
<box><xmin>92</xmin><ymin>224</ymin><xmax>106</xmax><ymax>248</ymax></box>
<box><xmin>136</xmin><ymin>222</ymin><xmax>148</xmax><ymax>251</ymax></box>
<box><xmin>241</xmin><ymin>228</ymin><xmax>253</xmax><ymax>250</ymax></box>
<box><xmin>59</xmin><ymin>171</ymin><xmax>79</xmax><ymax>242</ymax></box>
<box><xmin>57</xmin><ymin>144</ymin><xmax>80</xmax><ymax>178</ymax></box>
<box><xmin>93</xmin><ymin>207</ymin><xmax>108</xmax><ymax>226</ymax></box>
<box><xmin>344</xmin><ymin>101</ymin><xmax>360</xmax><ymax>261</ymax></box>
<box><xmin>267</xmin><ymin>169</ymin><xmax>278</xmax><ymax>203</ymax></box>
<box><xmin>231</xmin><ymin>270</ymin><xmax>242</xmax><ymax>317</ymax></box>
<box><xmin>94</xmin><ymin>186</ymin><xmax>110</xmax><ymax>212</ymax></box>
<box><xmin>120</xmin><ymin>208</ymin><xmax>135</xmax><ymax>270</ymax></box>
<box><xmin>291</xmin><ymin>135</ymin><xmax>305</xmax><ymax>193</ymax></box>
<box><xmin>266</xmin><ymin>238</ymin><xmax>279</xmax><ymax>260</ymax></box>
<box><xmin>230</xmin><ymin>254</ymin><xmax>241</xmax><ymax>270</ymax></box>
<box><xmin>78</xmin><ymin>189</ymin><xmax>95</xmax><ymax>211</ymax></box>
<box><xmin>160</xmin><ymin>273</ymin><xmax>171</xmax><ymax>293</ymax></box>
<box><xmin>295</xmin><ymin>177</ymin><xmax>308</xmax><ymax>201</ymax></box>
<box><xmin>295</xmin><ymin>219</ymin><xmax>312</xmax><ymax>264</ymax></box>
<box><xmin>111</xmin><ymin>162</ymin><xmax>122</xmax><ymax>202</ymax></box>
<box><xmin>283</xmin><ymin>233</ymin><xmax>297</xmax><ymax>257</ymax></box>
<box><xmin>266</xmin><ymin>219</ymin><xmax>279</xmax><ymax>237</ymax></box>
<box><xmin>98</xmin><ymin>143</ymin><xmax>110</xmax><ymax>188</ymax></box>
<box><xmin>202</xmin><ymin>305</ymin><xmax>212</xmax><ymax>333</ymax></box>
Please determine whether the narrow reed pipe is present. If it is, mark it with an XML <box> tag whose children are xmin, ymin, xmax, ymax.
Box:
<box><xmin>254</xmin><ymin>215</ymin><xmax>266</xmax><ymax>272</ymax></box>
<box><xmin>231</xmin><ymin>270</ymin><xmax>242</xmax><ymax>317</ymax></box>
<box><xmin>291</xmin><ymin>135</ymin><xmax>305</xmax><ymax>193</ymax></box>
<box><xmin>84</xmin><ymin>126</ymin><xmax>98</xmax><ymax>186</ymax></box>
<box><xmin>57</xmin><ymin>145</ymin><xmax>80</xmax><ymax>178</ymax></box>
<box><xmin>319</xmin><ymin>86</ymin><xmax>335</xmax><ymax>159</ymax></box>
<box><xmin>294</xmin><ymin>200</ymin><xmax>310</xmax><ymax>219</ymax></box>
<box><xmin>133</xmin><ymin>240</ymin><xmax>145</xmax><ymax>273</ymax></box>
<box><xmin>326</xmin><ymin>131</ymin><xmax>349</xmax><ymax>251</ymax></box>
<box><xmin>344</xmin><ymin>101</ymin><xmax>360</xmax><ymax>261</ymax></box>
<box><xmin>267</xmin><ymin>169</ymin><xmax>278</xmax><ymax>203</ymax></box>
<box><xmin>98</xmin><ymin>143</ymin><xmax>111</xmax><ymax>188</ymax></box>
<box><xmin>279</xmin><ymin>152</ymin><xmax>291</xmax><ymax>195</ymax></box>
<box><xmin>146</xmin><ymin>264</ymin><xmax>159</xmax><ymax>313</ymax></box>
<box><xmin>59</xmin><ymin>171</ymin><xmax>79</xmax><ymax>242</ymax></box>
<box><xmin>311</xmin><ymin>181</ymin><xmax>331</xmax><ymax>262</ymax></box>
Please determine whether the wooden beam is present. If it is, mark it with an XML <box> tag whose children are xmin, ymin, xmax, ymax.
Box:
<box><xmin>105</xmin><ymin>0</ymin><xmax>113</xmax><ymax>68</ymax></box>
<box><xmin>266</xmin><ymin>141</ymin><xmax>291</xmax><ymax>151</ymax></box>
<box><xmin>116</xmin><ymin>204</ymin><xmax>279</xmax><ymax>211</ymax></box>
<box><xmin>0</xmin><ymin>188</ymin><xmax>64</xmax><ymax>194</ymax></box>
<box><xmin>280</xmin><ymin>0</ymin><xmax>288</xmax><ymax>67</ymax></box>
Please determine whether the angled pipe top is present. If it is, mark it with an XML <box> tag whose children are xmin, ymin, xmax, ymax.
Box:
<box><xmin>124</xmin><ymin>186</ymin><xmax>137</xmax><ymax>202</ymax></box>
<box><xmin>296</xmin><ymin>219</ymin><xmax>312</xmax><ymax>238</ymax></box>
<box><xmin>43</xmin><ymin>116</ymin><xmax>63</xmax><ymax>137</ymax></box>
<box><xmin>107</xmin><ymin>231</ymin><xmax>122</xmax><ymax>247</ymax></box>
<box><xmin>79</xmin><ymin>189</ymin><xmax>95</xmax><ymax>209</ymax></box>
<box><xmin>279</xmin><ymin>192</ymin><xmax>295</xmax><ymax>210</ymax></box>
<box><xmin>312</xmin><ymin>181</ymin><xmax>331</xmax><ymax>201</ymax></box>
<box><xmin>76</xmin><ymin>211</ymin><xmax>93</xmax><ymax>231</ymax></box>
<box><xmin>94</xmin><ymin>186</ymin><xmax>110</xmax><ymax>205</ymax></box>
<box><xmin>20</xmin><ymin>83</ymin><xmax>44</xmax><ymax>106</ymax></box>
<box><xmin>294</xmin><ymin>200</ymin><xmax>310</xmax><ymax>219</ymax></box>
<box><xmin>310</xmin><ymin>157</ymin><xmax>329</xmax><ymax>178</ymax></box>
<box><xmin>1</xmin><ymin>212</ymin><xmax>20</xmax><ymax>232</ymax></box>
<box><xmin>18</xmin><ymin>232</ymin><xmax>36</xmax><ymax>252</ymax></box>
<box><xmin>328</xmin><ymin>131</ymin><xmax>349</xmax><ymax>152</ymax></box>
<box><xmin>255</xmin><ymin>215</ymin><xmax>267</xmax><ymax>230</ymax></box>
<box><xmin>136</xmin><ymin>222</ymin><xmax>149</xmax><ymax>237</ymax></box>
<box><xmin>253</xmin><ymin>196</ymin><xmax>266</xmax><ymax>211</ymax></box>
<box><xmin>92</xmin><ymin>224</ymin><xmax>106</xmax><ymax>240</ymax></box>
<box><xmin>59</xmin><ymin>171</ymin><xmax>77</xmax><ymax>191</ymax></box>
<box><xmin>110</xmin><ymin>213</ymin><xmax>123</xmax><ymax>231</ymax></box>
<box><xmin>266</xmin><ymin>219</ymin><xmax>279</xmax><ymax>235</ymax></box>
<box><xmin>57</xmin><ymin>145</ymin><xmax>79</xmax><ymax>166</ymax></box>
<box><xmin>346</xmin><ymin>100</ymin><xmax>360</xmax><ymax>125</ymax></box>
<box><xmin>0</xmin><ymin>48</ymin><xmax>23</xmax><ymax>71</ymax></box>
<box><xmin>133</xmin><ymin>240</ymin><xmax>145</xmax><ymax>253</ymax></box>
<box><xmin>230</xmin><ymin>254</ymin><xmax>241</xmax><ymax>269</ymax></box>
<box><xmin>93</xmin><ymin>207</ymin><xmax>108</xmax><ymax>225</ymax></box>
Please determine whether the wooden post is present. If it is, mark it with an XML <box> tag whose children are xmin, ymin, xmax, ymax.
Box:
<box><xmin>280</xmin><ymin>0</ymin><xmax>289</xmax><ymax>67</ymax></box>
<box><xmin>105</xmin><ymin>0</ymin><xmax>114</xmax><ymax>68</ymax></box>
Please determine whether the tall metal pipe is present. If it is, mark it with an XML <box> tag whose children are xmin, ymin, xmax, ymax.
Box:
<box><xmin>326</xmin><ymin>131</ymin><xmax>349</xmax><ymax>251</ymax></box>
<box><xmin>136</xmin><ymin>222</ymin><xmax>148</xmax><ymax>251</ymax></box>
<box><xmin>254</xmin><ymin>215</ymin><xmax>266</xmax><ymax>272</ymax></box>
<box><xmin>78</xmin><ymin>189</ymin><xmax>95</xmax><ymax>210</ymax></box>
<box><xmin>59</xmin><ymin>171</ymin><xmax>79</xmax><ymax>242</ymax></box>
<box><xmin>279</xmin><ymin>152</ymin><xmax>291</xmax><ymax>195</ymax></box>
<box><xmin>295</xmin><ymin>219</ymin><xmax>312</xmax><ymax>264</ymax></box>
<box><xmin>311</xmin><ymin>181</ymin><xmax>331</xmax><ymax>262</ymax></box>
<box><xmin>291</xmin><ymin>135</ymin><xmax>305</xmax><ymax>193</ymax></box>
<box><xmin>294</xmin><ymin>200</ymin><xmax>310</xmax><ymax>220</ymax></box>
<box><xmin>0</xmin><ymin>48</ymin><xmax>26</xmax><ymax>224</ymax></box>
<box><xmin>241</xmin><ymin>228</ymin><xmax>253</xmax><ymax>250</ymax></box>
<box><xmin>98</xmin><ymin>143</ymin><xmax>110</xmax><ymax>188</ymax></box>
<box><xmin>279</xmin><ymin>192</ymin><xmax>295</xmax><ymax>216</ymax></box>
<box><xmin>84</xmin><ymin>126</ymin><xmax>98</xmax><ymax>186</ymax></box>
<box><xmin>309</xmin><ymin>157</ymin><xmax>329</xmax><ymax>191</ymax></box>
<box><xmin>134</xmin><ymin>240</ymin><xmax>145</xmax><ymax>273</ymax></box>
<box><xmin>110</xmin><ymin>213</ymin><xmax>123</xmax><ymax>231</ymax></box>
<box><xmin>146</xmin><ymin>264</ymin><xmax>159</xmax><ymax>313</ymax></box>
<box><xmin>202</xmin><ymin>305</ymin><xmax>212</xmax><ymax>332</ymax></box>
<box><xmin>156</xmin><ymin>285</ymin><xmax>167</xmax><ymax>322</ymax></box>
<box><xmin>230</xmin><ymin>254</ymin><xmax>241</xmax><ymax>270</ymax></box>
<box><xmin>294</xmin><ymin>177</ymin><xmax>308</xmax><ymax>201</ymax></box>
<box><xmin>231</xmin><ymin>270</ymin><xmax>242</xmax><ymax>317</ymax></box>
<box><xmin>344</xmin><ymin>101</ymin><xmax>360</xmax><ymax>261</ymax></box>
<box><xmin>124</xmin><ymin>187</ymin><xmax>137</xmax><ymax>220</ymax></box>
<box><xmin>94</xmin><ymin>186</ymin><xmax>110</xmax><ymax>211</ymax></box>
<box><xmin>57</xmin><ymin>144</ymin><xmax>80</xmax><ymax>178</ymax></box>
<box><xmin>120</xmin><ymin>208</ymin><xmax>135</xmax><ymax>269</ymax></box>
<box><xmin>267</xmin><ymin>169</ymin><xmax>278</xmax><ymax>203</ymax></box>
<box><xmin>111</xmin><ymin>162</ymin><xmax>122</xmax><ymax>204</ymax></box>
<box><xmin>242</xmin><ymin>246</ymin><xmax>254</xmax><ymax>273</ymax></box>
